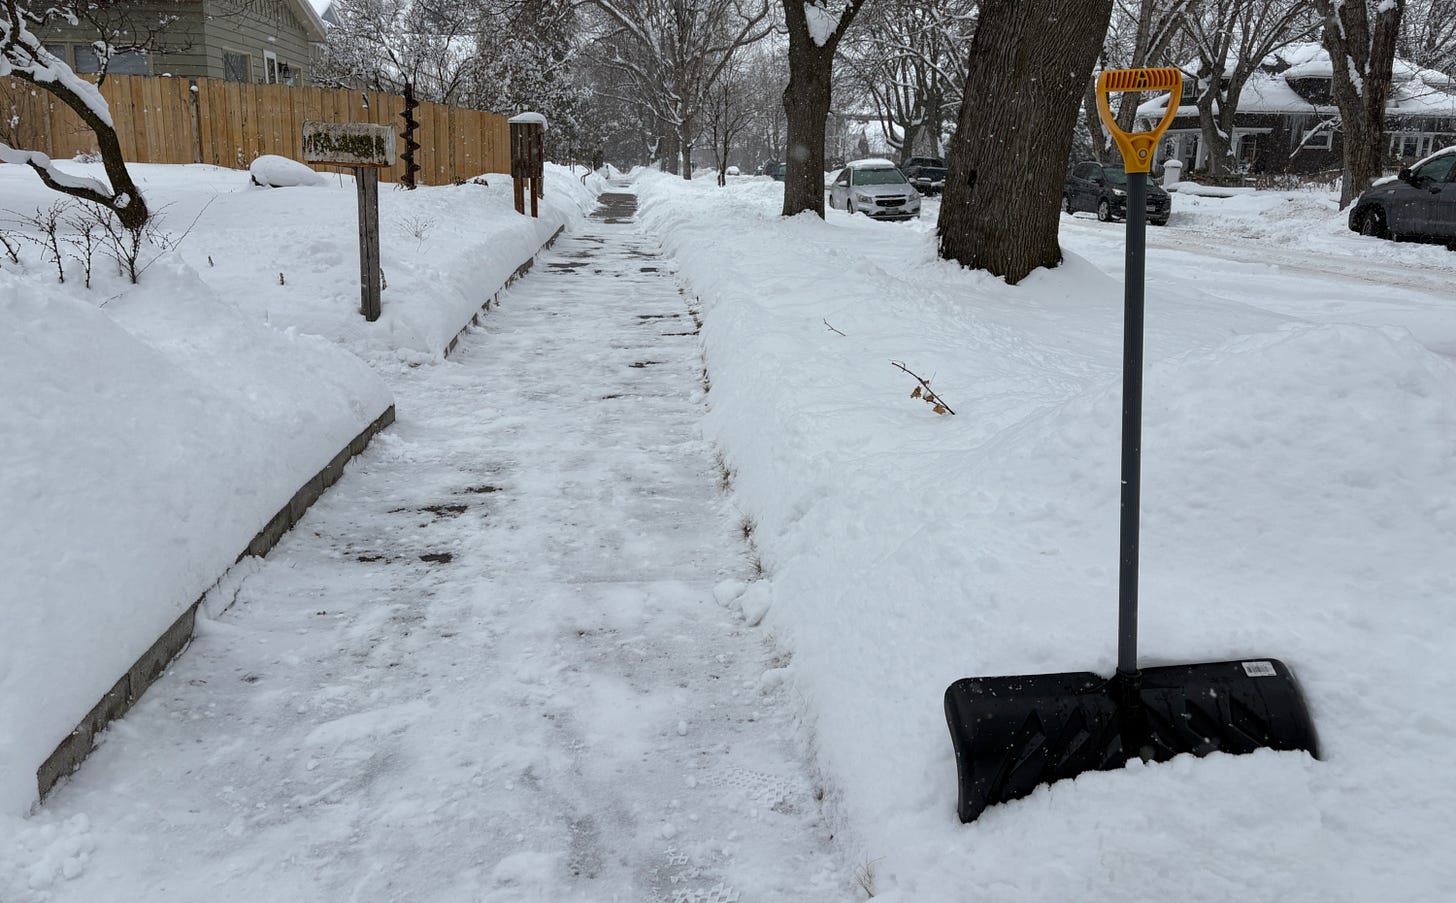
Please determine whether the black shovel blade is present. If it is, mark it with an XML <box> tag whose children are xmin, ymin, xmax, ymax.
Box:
<box><xmin>944</xmin><ymin>658</ymin><xmax>1319</xmax><ymax>823</ymax></box>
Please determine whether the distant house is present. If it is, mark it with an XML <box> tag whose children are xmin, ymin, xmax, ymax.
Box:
<box><xmin>1137</xmin><ymin>43</ymin><xmax>1456</xmax><ymax>175</ymax></box>
<box><xmin>35</xmin><ymin>0</ymin><xmax>328</xmax><ymax>85</ymax></box>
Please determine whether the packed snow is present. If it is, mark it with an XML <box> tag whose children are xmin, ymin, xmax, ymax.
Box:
<box><xmin>2</xmin><ymin>155</ymin><xmax>1455</xmax><ymax>902</ymax></box>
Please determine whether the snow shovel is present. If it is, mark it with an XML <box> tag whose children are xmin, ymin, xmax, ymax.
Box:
<box><xmin>943</xmin><ymin>68</ymin><xmax>1319</xmax><ymax>824</ymax></box>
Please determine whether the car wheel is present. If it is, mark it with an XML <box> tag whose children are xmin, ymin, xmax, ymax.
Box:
<box><xmin>1150</xmin><ymin>218</ymin><xmax>1168</xmax><ymax>227</ymax></box>
<box><xmin>1063</xmin><ymin>195</ymin><xmax>1074</xmax><ymax>215</ymax></box>
<box><xmin>1096</xmin><ymin>199</ymin><xmax>1113</xmax><ymax>222</ymax></box>
<box><xmin>1358</xmin><ymin>206</ymin><xmax>1389</xmax><ymax>239</ymax></box>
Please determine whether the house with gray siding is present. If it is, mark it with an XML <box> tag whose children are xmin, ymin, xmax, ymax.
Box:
<box><xmin>36</xmin><ymin>0</ymin><xmax>326</xmax><ymax>85</ymax></box>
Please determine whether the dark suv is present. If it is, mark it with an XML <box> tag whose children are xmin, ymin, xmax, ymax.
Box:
<box><xmin>1063</xmin><ymin>161</ymin><xmax>1171</xmax><ymax>226</ymax></box>
<box><xmin>1347</xmin><ymin>147</ymin><xmax>1456</xmax><ymax>247</ymax></box>
<box><xmin>902</xmin><ymin>159</ymin><xmax>947</xmax><ymax>195</ymax></box>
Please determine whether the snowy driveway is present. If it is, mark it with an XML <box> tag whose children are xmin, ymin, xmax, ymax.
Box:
<box><xmin>10</xmin><ymin>187</ymin><xmax>848</xmax><ymax>903</ymax></box>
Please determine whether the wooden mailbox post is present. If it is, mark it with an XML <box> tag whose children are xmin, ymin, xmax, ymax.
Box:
<box><xmin>302</xmin><ymin>121</ymin><xmax>397</xmax><ymax>321</ymax></box>
<box><xmin>508</xmin><ymin>112</ymin><xmax>547</xmax><ymax>217</ymax></box>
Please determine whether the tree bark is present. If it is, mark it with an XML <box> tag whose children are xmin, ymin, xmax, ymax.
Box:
<box><xmin>938</xmin><ymin>0</ymin><xmax>1112</xmax><ymax>284</ymax></box>
<box><xmin>1317</xmin><ymin>0</ymin><xmax>1405</xmax><ymax>207</ymax></box>
<box><xmin>1082</xmin><ymin>77</ymin><xmax>1107</xmax><ymax>162</ymax></box>
<box><xmin>781</xmin><ymin>0</ymin><xmax>868</xmax><ymax>217</ymax></box>
<box><xmin>1195</xmin><ymin>81</ymin><xmax>1235</xmax><ymax>177</ymax></box>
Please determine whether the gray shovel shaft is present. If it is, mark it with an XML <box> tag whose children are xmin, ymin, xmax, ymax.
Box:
<box><xmin>1118</xmin><ymin>172</ymin><xmax>1147</xmax><ymax>677</ymax></box>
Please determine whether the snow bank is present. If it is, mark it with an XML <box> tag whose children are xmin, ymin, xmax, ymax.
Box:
<box><xmin>0</xmin><ymin>159</ymin><xmax>600</xmax><ymax>816</ymax></box>
<box><xmin>0</xmin><ymin>264</ymin><xmax>391</xmax><ymax>816</ymax></box>
<box><xmin>633</xmin><ymin>169</ymin><xmax>1456</xmax><ymax>901</ymax></box>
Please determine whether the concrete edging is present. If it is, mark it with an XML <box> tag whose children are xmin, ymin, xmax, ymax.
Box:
<box><xmin>36</xmin><ymin>404</ymin><xmax>397</xmax><ymax>801</ymax></box>
<box><xmin>443</xmin><ymin>224</ymin><xmax>566</xmax><ymax>358</ymax></box>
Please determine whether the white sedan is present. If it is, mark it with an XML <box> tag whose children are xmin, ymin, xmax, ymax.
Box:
<box><xmin>827</xmin><ymin>159</ymin><xmax>922</xmax><ymax>220</ymax></box>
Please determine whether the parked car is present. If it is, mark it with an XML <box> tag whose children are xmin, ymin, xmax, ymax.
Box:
<box><xmin>1348</xmin><ymin>146</ymin><xmax>1456</xmax><ymax>247</ymax></box>
<box><xmin>726</xmin><ymin>165</ymin><xmax>741</xmax><ymax>176</ymax></box>
<box><xmin>903</xmin><ymin>162</ymin><xmax>947</xmax><ymax>195</ymax></box>
<box><xmin>901</xmin><ymin>156</ymin><xmax>945</xmax><ymax>170</ymax></box>
<box><xmin>827</xmin><ymin>159</ymin><xmax>922</xmax><ymax>220</ymax></box>
<box><xmin>769</xmin><ymin>162</ymin><xmax>787</xmax><ymax>181</ymax></box>
<box><xmin>1063</xmin><ymin>160</ymin><xmax>1171</xmax><ymax>226</ymax></box>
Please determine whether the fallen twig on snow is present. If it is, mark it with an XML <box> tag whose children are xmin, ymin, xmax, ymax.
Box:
<box><xmin>891</xmin><ymin>360</ymin><xmax>955</xmax><ymax>415</ymax></box>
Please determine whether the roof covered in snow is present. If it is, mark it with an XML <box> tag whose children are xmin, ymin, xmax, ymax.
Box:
<box><xmin>1135</xmin><ymin>43</ymin><xmax>1456</xmax><ymax>121</ymax></box>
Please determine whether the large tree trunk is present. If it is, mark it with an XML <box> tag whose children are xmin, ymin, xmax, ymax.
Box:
<box><xmin>938</xmin><ymin>0</ymin><xmax>1112</xmax><ymax>284</ymax></box>
<box><xmin>781</xmin><ymin>37</ymin><xmax>834</xmax><ymax>215</ymax></box>
<box><xmin>680</xmin><ymin>122</ymin><xmax>695</xmax><ymax>180</ymax></box>
<box><xmin>1317</xmin><ymin>0</ymin><xmax>1405</xmax><ymax>207</ymax></box>
<box><xmin>1196</xmin><ymin>90</ymin><xmax>1234</xmax><ymax>176</ymax></box>
<box><xmin>781</xmin><ymin>0</ymin><xmax>867</xmax><ymax>217</ymax></box>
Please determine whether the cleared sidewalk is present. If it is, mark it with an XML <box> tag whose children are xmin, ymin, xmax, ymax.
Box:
<box><xmin>12</xmin><ymin>187</ymin><xmax>850</xmax><ymax>903</ymax></box>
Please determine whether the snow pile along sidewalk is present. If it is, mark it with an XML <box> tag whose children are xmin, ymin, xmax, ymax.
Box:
<box><xmin>0</xmin><ymin>159</ymin><xmax>601</xmax><ymax>817</ymax></box>
<box><xmin>632</xmin><ymin>169</ymin><xmax>1456</xmax><ymax>902</ymax></box>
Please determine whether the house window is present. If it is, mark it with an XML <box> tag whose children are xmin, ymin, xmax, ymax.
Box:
<box><xmin>43</xmin><ymin>44</ymin><xmax>145</xmax><ymax>76</ymax></box>
<box><xmin>263</xmin><ymin>50</ymin><xmax>279</xmax><ymax>85</ymax></box>
<box><xmin>1388</xmin><ymin>133</ymin><xmax>1433</xmax><ymax>159</ymax></box>
<box><xmin>223</xmin><ymin>50</ymin><xmax>251</xmax><ymax>83</ymax></box>
<box><xmin>107</xmin><ymin>51</ymin><xmax>147</xmax><ymax>75</ymax></box>
<box><xmin>1301</xmin><ymin>127</ymin><xmax>1332</xmax><ymax>151</ymax></box>
<box><xmin>72</xmin><ymin>44</ymin><xmax>100</xmax><ymax>73</ymax></box>
<box><xmin>1236</xmin><ymin>132</ymin><xmax>1271</xmax><ymax>167</ymax></box>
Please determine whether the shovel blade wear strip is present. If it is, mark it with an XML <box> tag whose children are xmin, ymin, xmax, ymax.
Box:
<box><xmin>944</xmin><ymin>68</ymin><xmax>1319</xmax><ymax>824</ymax></box>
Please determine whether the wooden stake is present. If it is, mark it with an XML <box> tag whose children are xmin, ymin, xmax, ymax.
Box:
<box><xmin>355</xmin><ymin>166</ymin><xmax>382</xmax><ymax>321</ymax></box>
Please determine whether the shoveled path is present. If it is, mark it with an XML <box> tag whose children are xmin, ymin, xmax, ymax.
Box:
<box><xmin>19</xmin><ymin>186</ymin><xmax>851</xmax><ymax>903</ymax></box>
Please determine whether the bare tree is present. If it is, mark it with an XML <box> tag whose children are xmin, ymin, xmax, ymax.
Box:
<box><xmin>1314</xmin><ymin>0</ymin><xmax>1405</xmax><ymax>206</ymax></box>
<box><xmin>1</xmin><ymin>0</ymin><xmax>149</xmax><ymax>230</ymax></box>
<box><xmin>1179</xmin><ymin>0</ymin><xmax>1319</xmax><ymax>176</ymax></box>
<box><xmin>938</xmin><ymin>0</ymin><xmax>1112</xmax><ymax>284</ymax></box>
<box><xmin>465</xmin><ymin>0</ymin><xmax>591</xmax><ymax>159</ymax></box>
<box><xmin>317</xmin><ymin>0</ymin><xmax>491</xmax><ymax>102</ymax></box>
<box><xmin>782</xmin><ymin>0</ymin><xmax>870</xmax><ymax>216</ymax></box>
<box><xmin>588</xmin><ymin>0</ymin><xmax>773</xmax><ymax>179</ymax></box>
<box><xmin>842</xmin><ymin>0</ymin><xmax>975</xmax><ymax>164</ymax></box>
<box><xmin>705</xmin><ymin>57</ymin><xmax>755</xmax><ymax>184</ymax></box>
<box><xmin>1079</xmin><ymin>1</ymin><xmax>1192</xmax><ymax>162</ymax></box>
<box><xmin>1399</xmin><ymin>0</ymin><xmax>1456</xmax><ymax>74</ymax></box>
<box><xmin>1110</xmin><ymin>0</ymin><xmax>1194</xmax><ymax>128</ymax></box>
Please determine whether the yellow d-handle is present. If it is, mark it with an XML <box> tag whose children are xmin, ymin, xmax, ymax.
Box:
<box><xmin>1095</xmin><ymin>68</ymin><xmax>1182</xmax><ymax>173</ymax></box>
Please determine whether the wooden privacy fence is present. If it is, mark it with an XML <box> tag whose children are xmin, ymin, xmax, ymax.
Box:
<box><xmin>0</xmin><ymin>75</ymin><xmax>509</xmax><ymax>186</ymax></box>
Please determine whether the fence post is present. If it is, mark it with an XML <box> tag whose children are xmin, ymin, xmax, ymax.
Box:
<box><xmin>508</xmin><ymin>112</ymin><xmax>547</xmax><ymax>218</ymax></box>
<box><xmin>189</xmin><ymin>80</ymin><xmax>203</xmax><ymax>164</ymax></box>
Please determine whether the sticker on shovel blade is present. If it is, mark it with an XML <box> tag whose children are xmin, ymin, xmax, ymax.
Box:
<box><xmin>1242</xmin><ymin>661</ymin><xmax>1277</xmax><ymax>677</ymax></box>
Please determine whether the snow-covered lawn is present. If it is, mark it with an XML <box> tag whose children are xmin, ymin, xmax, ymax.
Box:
<box><xmin>634</xmin><ymin>170</ymin><xmax>1456</xmax><ymax>901</ymax></box>
<box><xmin>3</xmin><ymin>158</ymin><xmax>1454</xmax><ymax>901</ymax></box>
